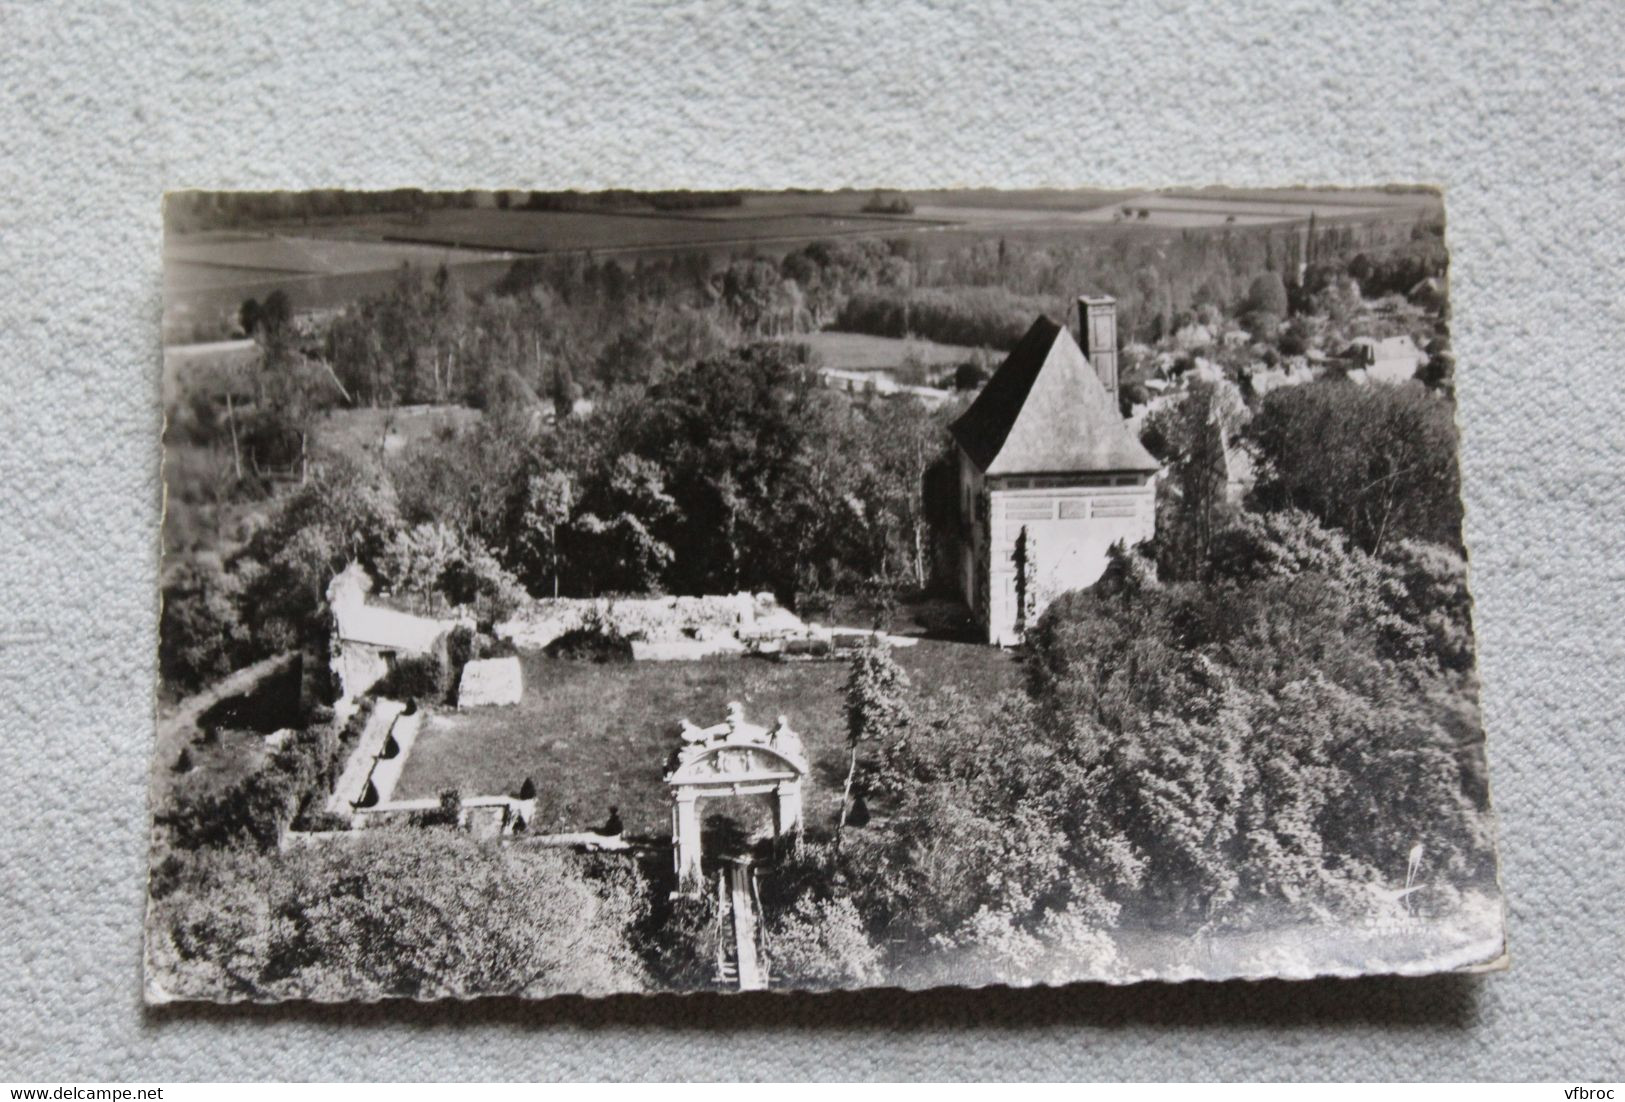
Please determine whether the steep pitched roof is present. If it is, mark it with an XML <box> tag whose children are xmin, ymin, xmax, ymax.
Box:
<box><xmin>950</xmin><ymin>315</ymin><xmax>1160</xmax><ymax>475</ymax></box>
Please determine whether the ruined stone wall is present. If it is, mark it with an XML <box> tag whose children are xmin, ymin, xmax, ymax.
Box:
<box><xmin>495</xmin><ymin>592</ymin><xmax>787</xmax><ymax>650</ymax></box>
<box><xmin>330</xmin><ymin>641</ymin><xmax>391</xmax><ymax>712</ymax></box>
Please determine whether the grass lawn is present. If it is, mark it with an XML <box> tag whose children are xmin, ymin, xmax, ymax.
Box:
<box><xmin>392</xmin><ymin>633</ymin><xmax>1021</xmax><ymax>839</ymax></box>
<box><xmin>790</xmin><ymin>331</ymin><xmax>989</xmax><ymax>372</ymax></box>
<box><xmin>160</xmin><ymin>727</ymin><xmax>270</xmax><ymax>812</ymax></box>
<box><xmin>310</xmin><ymin>404</ymin><xmax>482</xmax><ymax>460</ymax></box>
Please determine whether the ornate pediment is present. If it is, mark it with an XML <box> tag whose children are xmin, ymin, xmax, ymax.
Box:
<box><xmin>664</xmin><ymin>702</ymin><xmax>809</xmax><ymax>786</ymax></box>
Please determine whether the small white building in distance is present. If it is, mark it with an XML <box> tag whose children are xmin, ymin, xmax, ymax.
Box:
<box><xmin>950</xmin><ymin>296</ymin><xmax>1160</xmax><ymax>646</ymax></box>
<box><xmin>1346</xmin><ymin>334</ymin><xmax>1426</xmax><ymax>384</ymax></box>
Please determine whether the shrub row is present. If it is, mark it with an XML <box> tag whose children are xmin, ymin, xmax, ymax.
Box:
<box><xmin>163</xmin><ymin>720</ymin><xmax>354</xmax><ymax>852</ymax></box>
<box><xmin>834</xmin><ymin>286</ymin><xmax>1060</xmax><ymax>350</ymax></box>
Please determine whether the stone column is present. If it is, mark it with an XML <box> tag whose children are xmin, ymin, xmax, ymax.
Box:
<box><xmin>774</xmin><ymin>781</ymin><xmax>803</xmax><ymax>838</ymax></box>
<box><xmin>673</xmin><ymin>792</ymin><xmax>703</xmax><ymax>890</ymax></box>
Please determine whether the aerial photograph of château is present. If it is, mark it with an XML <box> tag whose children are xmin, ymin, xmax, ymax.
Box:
<box><xmin>148</xmin><ymin>185</ymin><xmax>1503</xmax><ymax>1002</ymax></box>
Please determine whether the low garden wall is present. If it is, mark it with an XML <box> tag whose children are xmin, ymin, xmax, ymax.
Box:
<box><xmin>324</xmin><ymin>699</ymin><xmax>406</xmax><ymax>816</ymax></box>
<box><xmin>353</xmin><ymin>793</ymin><xmax>537</xmax><ymax>833</ymax></box>
<box><xmin>289</xmin><ymin>697</ymin><xmax>535</xmax><ymax>847</ymax></box>
<box><xmin>496</xmin><ymin>592</ymin><xmax>803</xmax><ymax>650</ymax></box>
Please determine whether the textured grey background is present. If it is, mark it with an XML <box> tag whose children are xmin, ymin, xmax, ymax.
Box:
<box><xmin>2</xmin><ymin>0</ymin><xmax>1620</xmax><ymax>1081</ymax></box>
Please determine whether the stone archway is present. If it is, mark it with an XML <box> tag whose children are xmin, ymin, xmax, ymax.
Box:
<box><xmin>664</xmin><ymin>702</ymin><xmax>809</xmax><ymax>890</ymax></box>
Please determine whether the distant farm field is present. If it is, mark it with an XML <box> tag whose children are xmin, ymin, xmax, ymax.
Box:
<box><xmin>322</xmin><ymin>206</ymin><xmax>929</xmax><ymax>255</ymax></box>
<box><xmin>162</xmin><ymin>258</ymin><xmax>524</xmax><ymax>340</ymax></box>
<box><xmin>1079</xmin><ymin>189</ymin><xmax>1442</xmax><ymax>229</ymax></box>
<box><xmin>166</xmin><ymin>232</ymin><xmax>507</xmax><ymax>283</ymax></box>
<box><xmin>1162</xmin><ymin>186</ymin><xmax>1442</xmax><ymax>209</ymax></box>
<box><xmin>162</xmin><ymin>187</ymin><xmax>1441</xmax><ymax>337</ymax></box>
<box><xmin>162</xmin><ymin>232</ymin><xmax>518</xmax><ymax>338</ymax></box>
<box><xmin>161</xmin><ymin>339</ymin><xmax>260</xmax><ymax>403</ymax></box>
<box><xmin>904</xmin><ymin>187</ymin><xmax>1134</xmax><ymax>212</ymax></box>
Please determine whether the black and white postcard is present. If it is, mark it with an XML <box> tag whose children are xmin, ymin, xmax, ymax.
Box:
<box><xmin>148</xmin><ymin>186</ymin><xmax>1504</xmax><ymax>1002</ymax></box>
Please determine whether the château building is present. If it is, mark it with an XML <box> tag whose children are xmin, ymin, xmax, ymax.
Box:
<box><xmin>950</xmin><ymin>296</ymin><xmax>1160</xmax><ymax>645</ymax></box>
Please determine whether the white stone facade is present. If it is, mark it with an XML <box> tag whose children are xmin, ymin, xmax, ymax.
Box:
<box><xmin>962</xmin><ymin>466</ymin><xmax>1156</xmax><ymax>646</ymax></box>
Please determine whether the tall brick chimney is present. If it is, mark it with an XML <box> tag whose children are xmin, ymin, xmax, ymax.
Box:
<box><xmin>1077</xmin><ymin>294</ymin><xmax>1119</xmax><ymax>402</ymax></box>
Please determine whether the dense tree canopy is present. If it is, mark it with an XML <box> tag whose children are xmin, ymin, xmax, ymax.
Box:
<box><xmin>1142</xmin><ymin>379</ymin><xmax>1250</xmax><ymax>581</ymax></box>
<box><xmin>510</xmin><ymin>343</ymin><xmax>961</xmax><ymax>601</ymax></box>
<box><xmin>160</xmin><ymin>561</ymin><xmax>251</xmax><ymax>692</ymax></box>
<box><xmin>1021</xmin><ymin>515</ymin><xmax>1491</xmax><ymax>922</ymax></box>
<box><xmin>1246</xmin><ymin>271</ymin><xmax>1290</xmax><ymax>318</ymax></box>
<box><xmin>766</xmin><ymin>508</ymin><xmax>1492</xmax><ymax>983</ymax></box>
<box><xmin>1248</xmin><ymin>379</ymin><xmax>1463</xmax><ymax>554</ymax></box>
<box><xmin>148</xmin><ymin>832</ymin><xmax>648</xmax><ymax>1001</ymax></box>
